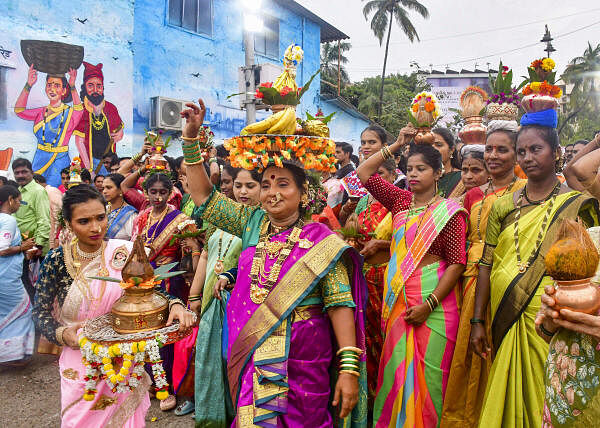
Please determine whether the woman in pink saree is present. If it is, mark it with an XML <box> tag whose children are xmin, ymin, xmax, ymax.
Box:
<box><xmin>32</xmin><ymin>184</ymin><xmax>194</xmax><ymax>427</ymax></box>
<box><xmin>182</xmin><ymin>100</ymin><xmax>368</xmax><ymax>427</ymax></box>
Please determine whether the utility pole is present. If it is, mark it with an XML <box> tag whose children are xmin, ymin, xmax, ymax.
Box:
<box><xmin>337</xmin><ymin>40</ymin><xmax>341</xmax><ymax>96</ymax></box>
<box><xmin>243</xmin><ymin>30</ymin><xmax>256</xmax><ymax>124</ymax></box>
<box><xmin>541</xmin><ymin>25</ymin><xmax>556</xmax><ymax>58</ymax></box>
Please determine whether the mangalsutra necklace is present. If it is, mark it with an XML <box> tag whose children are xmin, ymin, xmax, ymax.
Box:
<box><xmin>214</xmin><ymin>231</ymin><xmax>235</xmax><ymax>275</ymax></box>
<box><xmin>405</xmin><ymin>192</ymin><xmax>439</xmax><ymax>238</ymax></box>
<box><xmin>475</xmin><ymin>176</ymin><xmax>518</xmax><ymax>243</ymax></box>
<box><xmin>249</xmin><ymin>219</ymin><xmax>303</xmax><ymax>304</ymax></box>
<box><xmin>514</xmin><ymin>181</ymin><xmax>561</xmax><ymax>273</ymax></box>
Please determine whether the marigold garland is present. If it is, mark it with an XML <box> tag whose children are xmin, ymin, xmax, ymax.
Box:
<box><xmin>223</xmin><ymin>135</ymin><xmax>337</xmax><ymax>172</ymax></box>
<box><xmin>79</xmin><ymin>334</ymin><xmax>168</xmax><ymax>401</ymax></box>
<box><xmin>521</xmin><ymin>80</ymin><xmax>563</xmax><ymax>99</ymax></box>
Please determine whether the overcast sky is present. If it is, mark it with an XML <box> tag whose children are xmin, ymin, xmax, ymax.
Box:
<box><xmin>296</xmin><ymin>0</ymin><xmax>600</xmax><ymax>82</ymax></box>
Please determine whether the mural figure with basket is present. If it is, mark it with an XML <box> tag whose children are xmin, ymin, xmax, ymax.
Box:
<box><xmin>14</xmin><ymin>40</ymin><xmax>85</xmax><ymax>188</ymax></box>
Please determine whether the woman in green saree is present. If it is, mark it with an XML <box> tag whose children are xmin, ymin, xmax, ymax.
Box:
<box><xmin>470</xmin><ymin>123</ymin><xmax>600</xmax><ymax>428</ymax></box>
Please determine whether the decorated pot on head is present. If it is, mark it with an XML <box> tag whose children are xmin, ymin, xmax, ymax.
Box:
<box><xmin>240</xmin><ymin>43</ymin><xmax>321</xmax><ymax>136</ymax></box>
<box><xmin>408</xmin><ymin>91</ymin><xmax>441</xmax><ymax>145</ymax></box>
<box><xmin>519</xmin><ymin>58</ymin><xmax>562</xmax><ymax>124</ymax></box>
<box><xmin>146</xmin><ymin>131</ymin><xmax>170</xmax><ymax>171</ymax></box>
<box><xmin>458</xmin><ymin>86</ymin><xmax>488</xmax><ymax>145</ymax></box>
<box><xmin>68</xmin><ymin>156</ymin><xmax>83</xmax><ymax>188</ymax></box>
<box><xmin>484</xmin><ymin>62</ymin><xmax>521</xmax><ymax>126</ymax></box>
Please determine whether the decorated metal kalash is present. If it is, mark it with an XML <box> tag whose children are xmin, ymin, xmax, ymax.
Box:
<box><xmin>226</xmin><ymin>43</ymin><xmax>338</xmax><ymax>173</ymax></box>
<box><xmin>78</xmin><ymin>235</ymin><xmax>194</xmax><ymax>402</ymax></box>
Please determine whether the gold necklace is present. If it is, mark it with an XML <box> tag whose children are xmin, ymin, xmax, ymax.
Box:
<box><xmin>249</xmin><ymin>220</ymin><xmax>303</xmax><ymax>304</ymax></box>
<box><xmin>214</xmin><ymin>231</ymin><xmax>235</xmax><ymax>274</ymax></box>
<box><xmin>405</xmin><ymin>193</ymin><xmax>439</xmax><ymax>237</ymax></box>
<box><xmin>514</xmin><ymin>181</ymin><xmax>561</xmax><ymax>273</ymax></box>
<box><xmin>475</xmin><ymin>176</ymin><xmax>518</xmax><ymax>243</ymax></box>
<box><xmin>65</xmin><ymin>239</ymin><xmax>108</xmax><ymax>310</ymax></box>
<box><xmin>143</xmin><ymin>207</ymin><xmax>169</xmax><ymax>246</ymax></box>
<box><xmin>91</xmin><ymin>112</ymin><xmax>107</xmax><ymax>131</ymax></box>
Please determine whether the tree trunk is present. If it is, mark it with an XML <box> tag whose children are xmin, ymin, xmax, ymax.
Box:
<box><xmin>378</xmin><ymin>11</ymin><xmax>393</xmax><ymax>118</ymax></box>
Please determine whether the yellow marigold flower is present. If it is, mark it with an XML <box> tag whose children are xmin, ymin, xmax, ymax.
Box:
<box><xmin>115</xmin><ymin>374</ymin><xmax>125</xmax><ymax>382</ymax></box>
<box><xmin>530</xmin><ymin>82</ymin><xmax>542</xmax><ymax>92</ymax></box>
<box><xmin>83</xmin><ymin>394</ymin><xmax>95</xmax><ymax>401</ymax></box>
<box><xmin>555</xmin><ymin>88</ymin><xmax>563</xmax><ymax>98</ymax></box>
<box><xmin>102</xmin><ymin>357</ymin><xmax>111</xmax><ymax>365</ymax></box>
<box><xmin>119</xmin><ymin>367</ymin><xmax>129</xmax><ymax>376</ymax></box>
<box><xmin>123</xmin><ymin>360</ymin><xmax>133</xmax><ymax>369</ymax></box>
<box><xmin>103</xmin><ymin>364</ymin><xmax>113</xmax><ymax>372</ymax></box>
<box><xmin>542</xmin><ymin>58</ymin><xmax>556</xmax><ymax>72</ymax></box>
<box><xmin>156</xmin><ymin>391</ymin><xmax>169</xmax><ymax>401</ymax></box>
<box><xmin>110</xmin><ymin>375</ymin><xmax>118</xmax><ymax>384</ymax></box>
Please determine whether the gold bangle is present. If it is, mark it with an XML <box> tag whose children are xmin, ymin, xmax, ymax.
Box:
<box><xmin>430</xmin><ymin>293</ymin><xmax>440</xmax><ymax>306</ymax></box>
<box><xmin>56</xmin><ymin>326</ymin><xmax>68</xmax><ymax>346</ymax></box>
<box><xmin>336</xmin><ymin>346</ymin><xmax>363</xmax><ymax>356</ymax></box>
<box><xmin>181</xmin><ymin>136</ymin><xmax>200</xmax><ymax>142</ymax></box>
<box><xmin>339</xmin><ymin>370</ymin><xmax>360</xmax><ymax>377</ymax></box>
<box><xmin>185</xmin><ymin>159</ymin><xmax>204</xmax><ymax>166</ymax></box>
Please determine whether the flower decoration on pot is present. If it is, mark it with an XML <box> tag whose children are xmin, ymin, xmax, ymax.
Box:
<box><xmin>336</xmin><ymin>213</ymin><xmax>363</xmax><ymax>250</ymax></box>
<box><xmin>144</xmin><ymin>129</ymin><xmax>171</xmax><ymax>172</ymax></box>
<box><xmin>519</xmin><ymin>57</ymin><xmax>562</xmax><ymax>113</ymax></box>
<box><xmin>68</xmin><ymin>156</ymin><xmax>83</xmax><ymax>188</ymax></box>
<box><xmin>485</xmin><ymin>61</ymin><xmax>520</xmax><ymax>122</ymax></box>
<box><xmin>169</xmin><ymin>219</ymin><xmax>201</xmax><ymax>246</ymax></box>
<box><xmin>458</xmin><ymin>86</ymin><xmax>488</xmax><ymax>145</ymax></box>
<box><xmin>545</xmin><ymin>219</ymin><xmax>600</xmax><ymax>314</ymax></box>
<box><xmin>224</xmin><ymin>135</ymin><xmax>337</xmax><ymax>173</ymax></box>
<box><xmin>408</xmin><ymin>91</ymin><xmax>442</xmax><ymax>144</ymax></box>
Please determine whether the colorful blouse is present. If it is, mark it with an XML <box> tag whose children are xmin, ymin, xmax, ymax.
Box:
<box><xmin>365</xmin><ymin>174</ymin><xmax>467</xmax><ymax>265</ymax></box>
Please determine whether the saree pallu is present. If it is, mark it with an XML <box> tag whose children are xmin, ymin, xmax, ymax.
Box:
<box><xmin>375</xmin><ymin>199</ymin><xmax>464</xmax><ymax>428</ymax></box>
<box><xmin>478</xmin><ymin>192</ymin><xmax>599</xmax><ymax>428</ymax></box>
<box><xmin>441</xmin><ymin>180</ymin><xmax>525</xmax><ymax>428</ymax></box>
<box><xmin>356</xmin><ymin>197</ymin><xmax>389</xmax><ymax>402</ymax></box>
<box><xmin>227</xmin><ymin>223</ymin><xmax>368</xmax><ymax>428</ymax></box>
<box><xmin>106</xmin><ymin>204</ymin><xmax>137</xmax><ymax>240</ymax></box>
<box><xmin>59</xmin><ymin>239</ymin><xmax>150</xmax><ymax>427</ymax></box>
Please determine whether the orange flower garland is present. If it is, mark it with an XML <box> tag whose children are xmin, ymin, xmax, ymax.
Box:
<box><xmin>224</xmin><ymin>135</ymin><xmax>337</xmax><ymax>172</ymax></box>
<box><xmin>521</xmin><ymin>80</ymin><xmax>563</xmax><ymax>99</ymax></box>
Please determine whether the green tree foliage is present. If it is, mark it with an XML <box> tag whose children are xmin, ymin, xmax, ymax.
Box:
<box><xmin>342</xmin><ymin>73</ymin><xmax>430</xmax><ymax>135</ymax></box>
<box><xmin>320</xmin><ymin>41</ymin><xmax>351</xmax><ymax>96</ymax></box>
<box><xmin>362</xmin><ymin>0</ymin><xmax>429</xmax><ymax>117</ymax></box>
<box><xmin>559</xmin><ymin>42</ymin><xmax>600</xmax><ymax>143</ymax></box>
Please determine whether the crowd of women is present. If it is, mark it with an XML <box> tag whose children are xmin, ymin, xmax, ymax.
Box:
<box><xmin>2</xmin><ymin>92</ymin><xmax>600</xmax><ymax>428</ymax></box>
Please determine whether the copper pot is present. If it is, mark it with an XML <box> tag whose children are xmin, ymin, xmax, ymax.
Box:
<box><xmin>553</xmin><ymin>278</ymin><xmax>600</xmax><ymax>315</ymax></box>
<box><xmin>270</xmin><ymin>104</ymin><xmax>289</xmax><ymax>114</ymax></box>
<box><xmin>521</xmin><ymin>94</ymin><xmax>559</xmax><ymax>113</ymax></box>
<box><xmin>414</xmin><ymin>127</ymin><xmax>435</xmax><ymax>145</ymax></box>
<box><xmin>485</xmin><ymin>102</ymin><xmax>519</xmax><ymax>121</ymax></box>
<box><xmin>459</xmin><ymin>116</ymin><xmax>487</xmax><ymax>145</ymax></box>
<box><xmin>111</xmin><ymin>287</ymin><xmax>169</xmax><ymax>333</ymax></box>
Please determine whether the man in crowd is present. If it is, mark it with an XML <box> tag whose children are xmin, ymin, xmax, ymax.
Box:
<box><xmin>81</xmin><ymin>169</ymin><xmax>92</xmax><ymax>185</ymax></box>
<box><xmin>12</xmin><ymin>158</ymin><xmax>50</xmax><ymax>298</ymax></box>
<box><xmin>73</xmin><ymin>61</ymin><xmax>124</xmax><ymax>175</ymax></box>
<box><xmin>58</xmin><ymin>167</ymin><xmax>70</xmax><ymax>193</ymax></box>
<box><xmin>335</xmin><ymin>142</ymin><xmax>355</xmax><ymax>179</ymax></box>
<box><xmin>103</xmin><ymin>153</ymin><xmax>119</xmax><ymax>173</ymax></box>
<box><xmin>564</xmin><ymin>144</ymin><xmax>574</xmax><ymax>164</ymax></box>
<box><xmin>572</xmin><ymin>140</ymin><xmax>589</xmax><ymax>158</ymax></box>
<box><xmin>33</xmin><ymin>173</ymin><xmax>62</xmax><ymax>250</ymax></box>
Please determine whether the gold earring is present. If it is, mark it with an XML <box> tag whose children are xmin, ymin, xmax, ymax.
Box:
<box><xmin>301</xmin><ymin>193</ymin><xmax>309</xmax><ymax>208</ymax></box>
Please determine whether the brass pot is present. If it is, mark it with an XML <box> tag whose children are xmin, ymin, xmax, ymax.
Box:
<box><xmin>554</xmin><ymin>278</ymin><xmax>600</xmax><ymax>315</ymax></box>
<box><xmin>414</xmin><ymin>127</ymin><xmax>435</xmax><ymax>145</ymax></box>
<box><xmin>270</xmin><ymin>104</ymin><xmax>290</xmax><ymax>114</ymax></box>
<box><xmin>485</xmin><ymin>102</ymin><xmax>518</xmax><ymax>121</ymax></box>
<box><xmin>521</xmin><ymin>94</ymin><xmax>559</xmax><ymax>113</ymax></box>
<box><xmin>111</xmin><ymin>287</ymin><xmax>169</xmax><ymax>333</ymax></box>
<box><xmin>459</xmin><ymin>116</ymin><xmax>487</xmax><ymax>145</ymax></box>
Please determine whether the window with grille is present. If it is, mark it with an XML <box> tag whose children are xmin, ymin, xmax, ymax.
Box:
<box><xmin>254</xmin><ymin>16</ymin><xmax>279</xmax><ymax>58</ymax></box>
<box><xmin>168</xmin><ymin>0</ymin><xmax>212</xmax><ymax>36</ymax></box>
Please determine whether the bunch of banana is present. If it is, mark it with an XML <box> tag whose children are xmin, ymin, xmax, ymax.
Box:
<box><xmin>240</xmin><ymin>109</ymin><xmax>285</xmax><ymax>135</ymax></box>
<box><xmin>266</xmin><ymin>108</ymin><xmax>297</xmax><ymax>135</ymax></box>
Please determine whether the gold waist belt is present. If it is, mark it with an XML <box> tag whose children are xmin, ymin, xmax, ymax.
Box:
<box><xmin>292</xmin><ymin>305</ymin><xmax>322</xmax><ymax>323</ymax></box>
<box><xmin>37</xmin><ymin>143</ymin><xmax>69</xmax><ymax>153</ymax></box>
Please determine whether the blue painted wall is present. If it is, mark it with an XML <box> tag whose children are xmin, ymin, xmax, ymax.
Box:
<box><xmin>0</xmin><ymin>0</ymin><xmax>363</xmax><ymax>168</ymax></box>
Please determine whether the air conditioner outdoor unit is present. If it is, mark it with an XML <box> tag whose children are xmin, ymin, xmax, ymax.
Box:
<box><xmin>150</xmin><ymin>96</ymin><xmax>187</xmax><ymax>131</ymax></box>
<box><xmin>238</xmin><ymin>63</ymin><xmax>284</xmax><ymax>109</ymax></box>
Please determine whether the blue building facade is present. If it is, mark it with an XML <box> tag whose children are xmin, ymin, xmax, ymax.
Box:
<box><xmin>0</xmin><ymin>0</ymin><xmax>364</xmax><ymax>173</ymax></box>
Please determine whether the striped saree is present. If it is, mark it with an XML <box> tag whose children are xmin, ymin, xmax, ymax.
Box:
<box><xmin>477</xmin><ymin>191</ymin><xmax>599</xmax><ymax>428</ymax></box>
<box><xmin>374</xmin><ymin>199</ymin><xmax>464</xmax><ymax>428</ymax></box>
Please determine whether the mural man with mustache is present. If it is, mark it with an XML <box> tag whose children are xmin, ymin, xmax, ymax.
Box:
<box><xmin>73</xmin><ymin>61</ymin><xmax>124</xmax><ymax>174</ymax></box>
<box><xmin>14</xmin><ymin>64</ymin><xmax>84</xmax><ymax>187</ymax></box>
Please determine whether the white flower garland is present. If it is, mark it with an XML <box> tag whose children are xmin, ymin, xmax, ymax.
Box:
<box><xmin>79</xmin><ymin>333</ymin><xmax>169</xmax><ymax>401</ymax></box>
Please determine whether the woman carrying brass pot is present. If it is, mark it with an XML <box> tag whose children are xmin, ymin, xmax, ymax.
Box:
<box><xmin>181</xmin><ymin>99</ymin><xmax>368</xmax><ymax>427</ymax></box>
<box><xmin>31</xmin><ymin>184</ymin><xmax>194</xmax><ymax>428</ymax></box>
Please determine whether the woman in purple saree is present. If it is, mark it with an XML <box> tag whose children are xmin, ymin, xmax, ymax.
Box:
<box><xmin>182</xmin><ymin>99</ymin><xmax>368</xmax><ymax>428</ymax></box>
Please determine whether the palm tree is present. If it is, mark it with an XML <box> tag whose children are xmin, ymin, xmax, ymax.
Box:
<box><xmin>559</xmin><ymin>42</ymin><xmax>600</xmax><ymax>135</ymax></box>
<box><xmin>362</xmin><ymin>0</ymin><xmax>429</xmax><ymax>118</ymax></box>
<box><xmin>321</xmin><ymin>41</ymin><xmax>352</xmax><ymax>95</ymax></box>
